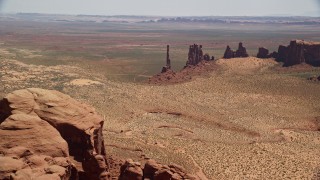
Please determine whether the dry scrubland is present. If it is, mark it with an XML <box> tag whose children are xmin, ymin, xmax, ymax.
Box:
<box><xmin>1</xmin><ymin>20</ymin><xmax>320</xmax><ymax>82</ymax></box>
<box><xmin>1</xmin><ymin>52</ymin><xmax>320</xmax><ymax>179</ymax></box>
<box><xmin>1</xmin><ymin>20</ymin><xmax>320</xmax><ymax>179</ymax></box>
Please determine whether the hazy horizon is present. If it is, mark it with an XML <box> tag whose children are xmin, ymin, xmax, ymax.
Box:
<box><xmin>0</xmin><ymin>0</ymin><xmax>319</xmax><ymax>17</ymax></box>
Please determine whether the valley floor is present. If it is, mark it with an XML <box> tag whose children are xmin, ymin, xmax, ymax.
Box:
<box><xmin>1</xmin><ymin>54</ymin><xmax>320</xmax><ymax>179</ymax></box>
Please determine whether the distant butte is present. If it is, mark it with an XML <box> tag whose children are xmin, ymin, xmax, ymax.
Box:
<box><xmin>148</xmin><ymin>44</ymin><xmax>217</xmax><ymax>84</ymax></box>
<box><xmin>161</xmin><ymin>45</ymin><xmax>171</xmax><ymax>73</ymax></box>
<box><xmin>185</xmin><ymin>44</ymin><xmax>214</xmax><ymax>67</ymax></box>
<box><xmin>149</xmin><ymin>40</ymin><xmax>320</xmax><ymax>84</ymax></box>
<box><xmin>276</xmin><ymin>40</ymin><xmax>320</xmax><ymax>66</ymax></box>
<box><xmin>223</xmin><ymin>42</ymin><xmax>249</xmax><ymax>59</ymax></box>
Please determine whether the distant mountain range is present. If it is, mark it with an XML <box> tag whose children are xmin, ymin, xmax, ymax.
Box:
<box><xmin>1</xmin><ymin>13</ymin><xmax>319</xmax><ymax>25</ymax></box>
<box><xmin>144</xmin><ymin>16</ymin><xmax>320</xmax><ymax>25</ymax></box>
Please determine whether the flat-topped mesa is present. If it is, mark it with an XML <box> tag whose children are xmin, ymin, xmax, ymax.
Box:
<box><xmin>161</xmin><ymin>45</ymin><xmax>172</xmax><ymax>73</ymax></box>
<box><xmin>186</xmin><ymin>44</ymin><xmax>204</xmax><ymax>66</ymax></box>
<box><xmin>276</xmin><ymin>40</ymin><xmax>320</xmax><ymax>66</ymax></box>
<box><xmin>235</xmin><ymin>42</ymin><xmax>249</xmax><ymax>57</ymax></box>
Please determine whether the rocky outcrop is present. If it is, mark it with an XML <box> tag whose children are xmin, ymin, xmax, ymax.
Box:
<box><xmin>119</xmin><ymin>159</ymin><xmax>143</xmax><ymax>180</ymax></box>
<box><xmin>0</xmin><ymin>88</ymin><xmax>107</xmax><ymax>180</ymax></box>
<box><xmin>257</xmin><ymin>47</ymin><xmax>278</xmax><ymax>59</ymax></box>
<box><xmin>269</xmin><ymin>51</ymin><xmax>278</xmax><ymax>59</ymax></box>
<box><xmin>119</xmin><ymin>159</ymin><xmax>199</xmax><ymax>180</ymax></box>
<box><xmin>308</xmin><ymin>75</ymin><xmax>320</xmax><ymax>81</ymax></box>
<box><xmin>203</xmin><ymin>53</ymin><xmax>210</xmax><ymax>61</ymax></box>
<box><xmin>161</xmin><ymin>45</ymin><xmax>171</xmax><ymax>73</ymax></box>
<box><xmin>203</xmin><ymin>53</ymin><xmax>214</xmax><ymax>61</ymax></box>
<box><xmin>276</xmin><ymin>40</ymin><xmax>320</xmax><ymax>66</ymax></box>
<box><xmin>185</xmin><ymin>44</ymin><xmax>214</xmax><ymax>66</ymax></box>
<box><xmin>276</xmin><ymin>45</ymin><xmax>288</xmax><ymax>62</ymax></box>
<box><xmin>257</xmin><ymin>47</ymin><xmax>269</xmax><ymax>58</ymax></box>
<box><xmin>0</xmin><ymin>89</ymin><xmax>202</xmax><ymax>179</ymax></box>
<box><xmin>235</xmin><ymin>42</ymin><xmax>249</xmax><ymax>58</ymax></box>
<box><xmin>223</xmin><ymin>45</ymin><xmax>234</xmax><ymax>59</ymax></box>
<box><xmin>224</xmin><ymin>42</ymin><xmax>248</xmax><ymax>59</ymax></box>
<box><xmin>186</xmin><ymin>44</ymin><xmax>204</xmax><ymax>65</ymax></box>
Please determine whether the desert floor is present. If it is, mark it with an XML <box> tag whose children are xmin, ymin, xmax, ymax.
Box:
<box><xmin>1</xmin><ymin>49</ymin><xmax>320</xmax><ymax>179</ymax></box>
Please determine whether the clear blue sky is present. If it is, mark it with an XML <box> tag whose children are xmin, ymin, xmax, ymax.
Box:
<box><xmin>0</xmin><ymin>0</ymin><xmax>319</xmax><ymax>16</ymax></box>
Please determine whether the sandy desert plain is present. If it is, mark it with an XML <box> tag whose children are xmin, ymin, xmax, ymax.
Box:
<box><xmin>1</xmin><ymin>14</ymin><xmax>320</xmax><ymax>179</ymax></box>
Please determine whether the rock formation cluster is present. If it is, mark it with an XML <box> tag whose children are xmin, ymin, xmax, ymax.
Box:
<box><xmin>235</xmin><ymin>42</ymin><xmax>249</xmax><ymax>58</ymax></box>
<box><xmin>223</xmin><ymin>42</ymin><xmax>249</xmax><ymax>59</ymax></box>
<box><xmin>222</xmin><ymin>40</ymin><xmax>320</xmax><ymax>67</ymax></box>
<box><xmin>0</xmin><ymin>88</ymin><xmax>108</xmax><ymax>180</ymax></box>
<box><xmin>186</xmin><ymin>44</ymin><xmax>213</xmax><ymax>66</ymax></box>
<box><xmin>186</xmin><ymin>44</ymin><xmax>204</xmax><ymax>66</ymax></box>
<box><xmin>159</xmin><ymin>44</ymin><xmax>214</xmax><ymax>75</ymax></box>
<box><xmin>151</xmin><ymin>40</ymin><xmax>320</xmax><ymax>84</ymax></box>
<box><xmin>276</xmin><ymin>40</ymin><xmax>320</xmax><ymax>66</ymax></box>
<box><xmin>223</xmin><ymin>45</ymin><xmax>234</xmax><ymax>59</ymax></box>
<box><xmin>119</xmin><ymin>159</ymin><xmax>198</xmax><ymax>180</ymax></box>
<box><xmin>256</xmin><ymin>47</ymin><xmax>278</xmax><ymax>59</ymax></box>
<box><xmin>0</xmin><ymin>89</ymin><xmax>199</xmax><ymax>180</ymax></box>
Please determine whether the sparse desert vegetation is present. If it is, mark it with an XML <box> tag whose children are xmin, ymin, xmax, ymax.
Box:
<box><xmin>1</xmin><ymin>14</ymin><xmax>320</xmax><ymax>179</ymax></box>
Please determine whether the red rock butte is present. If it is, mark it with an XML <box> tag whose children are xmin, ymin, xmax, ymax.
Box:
<box><xmin>277</xmin><ymin>40</ymin><xmax>320</xmax><ymax>66</ymax></box>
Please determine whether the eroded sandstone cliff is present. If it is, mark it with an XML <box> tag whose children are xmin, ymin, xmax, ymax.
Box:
<box><xmin>0</xmin><ymin>88</ymin><xmax>107</xmax><ymax>180</ymax></box>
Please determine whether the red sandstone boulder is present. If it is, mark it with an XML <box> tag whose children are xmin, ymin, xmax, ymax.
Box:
<box><xmin>119</xmin><ymin>159</ymin><xmax>200</xmax><ymax>180</ymax></box>
<box><xmin>0</xmin><ymin>88</ymin><xmax>107</xmax><ymax>180</ymax></box>
<box><xmin>119</xmin><ymin>159</ymin><xmax>143</xmax><ymax>180</ymax></box>
<box><xmin>154</xmin><ymin>169</ymin><xmax>176</xmax><ymax>180</ymax></box>
<box><xmin>143</xmin><ymin>159</ymin><xmax>162</xmax><ymax>179</ymax></box>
